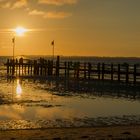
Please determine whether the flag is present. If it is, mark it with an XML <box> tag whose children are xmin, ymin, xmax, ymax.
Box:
<box><xmin>12</xmin><ymin>37</ymin><xmax>15</xmax><ymax>44</ymax></box>
<box><xmin>51</xmin><ymin>40</ymin><xmax>54</xmax><ymax>46</ymax></box>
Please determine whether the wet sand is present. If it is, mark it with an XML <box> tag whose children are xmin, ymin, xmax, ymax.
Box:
<box><xmin>0</xmin><ymin>125</ymin><xmax>140</xmax><ymax>140</ymax></box>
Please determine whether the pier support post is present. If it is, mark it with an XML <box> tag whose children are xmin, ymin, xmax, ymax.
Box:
<box><xmin>102</xmin><ymin>63</ymin><xmax>105</xmax><ymax>80</ymax></box>
<box><xmin>84</xmin><ymin>63</ymin><xmax>87</xmax><ymax>79</ymax></box>
<box><xmin>56</xmin><ymin>56</ymin><xmax>60</xmax><ymax>77</ymax></box>
<box><xmin>6</xmin><ymin>59</ymin><xmax>9</xmax><ymax>75</ymax></box>
<box><xmin>12</xmin><ymin>59</ymin><xmax>15</xmax><ymax>76</ymax></box>
<box><xmin>126</xmin><ymin>64</ymin><xmax>129</xmax><ymax>83</ymax></box>
<box><xmin>34</xmin><ymin>60</ymin><xmax>37</xmax><ymax>76</ymax></box>
<box><xmin>118</xmin><ymin>64</ymin><xmax>120</xmax><ymax>82</ymax></box>
<box><xmin>134</xmin><ymin>64</ymin><xmax>136</xmax><ymax>84</ymax></box>
<box><xmin>88</xmin><ymin>63</ymin><xmax>91</xmax><ymax>80</ymax></box>
<box><xmin>67</xmin><ymin>62</ymin><xmax>70</xmax><ymax>77</ymax></box>
<box><xmin>76</xmin><ymin>62</ymin><xmax>80</xmax><ymax>79</ymax></box>
<box><xmin>98</xmin><ymin>63</ymin><xmax>100</xmax><ymax>80</ymax></box>
<box><xmin>64</xmin><ymin>62</ymin><xmax>67</xmax><ymax>77</ymax></box>
<box><xmin>111</xmin><ymin>64</ymin><xmax>114</xmax><ymax>81</ymax></box>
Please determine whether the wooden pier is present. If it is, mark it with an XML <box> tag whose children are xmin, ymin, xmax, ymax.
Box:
<box><xmin>5</xmin><ymin>56</ymin><xmax>140</xmax><ymax>84</ymax></box>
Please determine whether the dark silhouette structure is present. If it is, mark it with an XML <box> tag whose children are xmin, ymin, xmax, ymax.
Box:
<box><xmin>5</xmin><ymin>56</ymin><xmax>140</xmax><ymax>85</ymax></box>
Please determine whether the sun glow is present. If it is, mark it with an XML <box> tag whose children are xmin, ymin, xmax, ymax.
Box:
<box><xmin>14</xmin><ymin>26</ymin><xmax>27</xmax><ymax>36</ymax></box>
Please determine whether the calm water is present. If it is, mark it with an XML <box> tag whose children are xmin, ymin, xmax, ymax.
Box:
<box><xmin>0</xmin><ymin>56</ymin><xmax>140</xmax><ymax>129</ymax></box>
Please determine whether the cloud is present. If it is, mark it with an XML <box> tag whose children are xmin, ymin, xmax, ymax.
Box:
<box><xmin>0</xmin><ymin>0</ymin><xmax>7</xmax><ymax>2</ymax></box>
<box><xmin>0</xmin><ymin>0</ymin><xmax>27</xmax><ymax>9</ymax></box>
<box><xmin>0</xmin><ymin>0</ymin><xmax>75</xmax><ymax>19</ymax></box>
<box><xmin>29</xmin><ymin>9</ymin><xmax>72</xmax><ymax>19</ymax></box>
<box><xmin>38</xmin><ymin>0</ymin><xmax>78</xmax><ymax>6</ymax></box>
<box><xmin>12</xmin><ymin>0</ymin><xmax>27</xmax><ymax>9</ymax></box>
<box><xmin>28</xmin><ymin>9</ymin><xmax>45</xmax><ymax>17</ymax></box>
<box><xmin>0</xmin><ymin>0</ymin><xmax>79</xmax><ymax>9</ymax></box>
<box><xmin>0</xmin><ymin>2</ymin><xmax>11</xmax><ymax>8</ymax></box>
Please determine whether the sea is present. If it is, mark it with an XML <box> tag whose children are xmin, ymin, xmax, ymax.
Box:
<box><xmin>0</xmin><ymin>55</ymin><xmax>140</xmax><ymax>130</ymax></box>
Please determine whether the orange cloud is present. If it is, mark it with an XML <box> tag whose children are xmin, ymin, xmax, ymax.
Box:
<box><xmin>38</xmin><ymin>0</ymin><xmax>78</xmax><ymax>5</ymax></box>
<box><xmin>0</xmin><ymin>0</ymin><xmax>27</xmax><ymax>9</ymax></box>
<box><xmin>29</xmin><ymin>9</ymin><xmax>72</xmax><ymax>19</ymax></box>
<box><xmin>12</xmin><ymin>0</ymin><xmax>27</xmax><ymax>9</ymax></box>
<box><xmin>28</xmin><ymin>9</ymin><xmax>45</xmax><ymax>16</ymax></box>
<box><xmin>0</xmin><ymin>2</ymin><xmax>11</xmax><ymax>8</ymax></box>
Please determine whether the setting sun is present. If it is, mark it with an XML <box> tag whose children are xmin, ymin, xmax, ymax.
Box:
<box><xmin>14</xmin><ymin>26</ymin><xmax>27</xmax><ymax>36</ymax></box>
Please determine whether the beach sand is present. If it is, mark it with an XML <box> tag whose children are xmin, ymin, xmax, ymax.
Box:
<box><xmin>0</xmin><ymin>125</ymin><xmax>140</xmax><ymax>140</ymax></box>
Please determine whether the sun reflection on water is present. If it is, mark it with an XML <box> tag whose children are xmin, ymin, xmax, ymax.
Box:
<box><xmin>16</xmin><ymin>79</ymin><xmax>22</xmax><ymax>98</ymax></box>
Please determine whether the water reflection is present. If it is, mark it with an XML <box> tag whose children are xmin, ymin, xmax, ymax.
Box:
<box><xmin>4</xmin><ymin>77</ymin><xmax>140</xmax><ymax>100</ymax></box>
<box><xmin>32</xmin><ymin>78</ymin><xmax>140</xmax><ymax>100</ymax></box>
<box><xmin>16</xmin><ymin>79</ymin><xmax>22</xmax><ymax>98</ymax></box>
<box><xmin>0</xmin><ymin>77</ymin><xmax>140</xmax><ymax>125</ymax></box>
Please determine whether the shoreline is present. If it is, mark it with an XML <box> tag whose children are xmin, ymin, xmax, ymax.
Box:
<box><xmin>0</xmin><ymin>125</ymin><xmax>140</xmax><ymax>139</ymax></box>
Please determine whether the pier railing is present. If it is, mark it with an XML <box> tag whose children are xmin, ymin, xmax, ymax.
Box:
<box><xmin>4</xmin><ymin>56</ymin><xmax>140</xmax><ymax>84</ymax></box>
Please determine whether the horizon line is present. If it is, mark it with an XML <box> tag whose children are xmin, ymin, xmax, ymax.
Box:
<box><xmin>0</xmin><ymin>55</ymin><xmax>140</xmax><ymax>58</ymax></box>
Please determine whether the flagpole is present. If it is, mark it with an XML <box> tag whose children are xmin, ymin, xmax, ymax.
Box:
<box><xmin>52</xmin><ymin>40</ymin><xmax>54</xmax><ymax>60</ymax></box>
<box><xmin>12</xmin><ymin>37</ymin><xmax>15</xmax><ymax>60</ymax></box>
<box><xmin>53</xmin><ymin>43</ymin><xmax>54</xmax><ymax>60</ymax></box>
<box><xmin>12</xmin><ymin>37</ymin><xmax>15</xmax><ymax>75</ymax></box>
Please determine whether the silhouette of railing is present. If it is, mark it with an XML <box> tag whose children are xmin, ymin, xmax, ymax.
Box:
<box><xmin>4</xmin><ymin>56</ymin><xmax>140</xmax><ymax>84</ymax></box>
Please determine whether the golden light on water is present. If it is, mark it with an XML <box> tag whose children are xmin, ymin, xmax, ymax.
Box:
<box><xmin>16</xmin><ymin>79</ymin><xmax>22</xmax><ymax>98</ymax></box>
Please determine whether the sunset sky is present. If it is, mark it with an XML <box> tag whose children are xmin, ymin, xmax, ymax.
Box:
<box><xmin>0</xmin><ymin>0</ymin><xmax>140</xmax><ymax>57</ymax></box>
